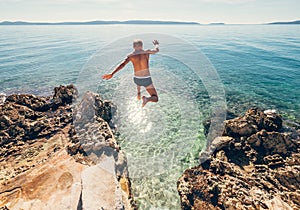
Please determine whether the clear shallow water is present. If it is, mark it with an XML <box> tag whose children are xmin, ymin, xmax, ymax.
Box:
<box><xmin>0</xmin><ymin>25</ymin><xmax>300</xmax><ymax>209</ymax></box>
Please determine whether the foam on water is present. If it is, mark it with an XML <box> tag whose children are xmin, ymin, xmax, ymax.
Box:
<box><xmin>0</xmin><ymin>93</ymin><xmax>6</xmax><ymax>105</ymax></box>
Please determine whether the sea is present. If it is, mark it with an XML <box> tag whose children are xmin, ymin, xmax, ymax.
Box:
<box><xmin>0</xmin><ymin>24</ymin><xmax>299</xmax><ymax>209</ymax></box>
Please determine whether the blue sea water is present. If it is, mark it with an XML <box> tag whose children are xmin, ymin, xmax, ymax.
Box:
<box><xmin>0</xmin><ymin>25</ymin><xmax>299</xmax><ymax>119</ymax></box>
<box><xmin>0</xmin><ymin>25</ymin><xmax>299</xmax><ymax>209</ymax></box>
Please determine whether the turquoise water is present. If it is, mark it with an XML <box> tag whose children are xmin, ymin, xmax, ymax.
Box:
<box><xmin>1</xmin><ymin>25</ymin><xmax>299</xmax><ymax>120</ymax></box>
<box><xmin>0</xmin><ymin>25</ymin><xmax>299</xmax><ymax>209</ymax></box>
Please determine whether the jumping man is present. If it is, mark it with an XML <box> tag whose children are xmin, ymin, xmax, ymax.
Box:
<box><xmin>102</xmin><ymin>39</ymin><xmax>159</xmax><ymax>107</ymax></box>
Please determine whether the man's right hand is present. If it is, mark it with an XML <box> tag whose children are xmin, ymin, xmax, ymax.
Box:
<box><xmin>102</xmin><ymin>73</ymin><xmax>113</xmax><ymax>80</ymax></box>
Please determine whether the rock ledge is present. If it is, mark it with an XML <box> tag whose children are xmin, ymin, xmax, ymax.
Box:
<box><xmin>0</xmin><ymin>85</ymin><xmax>136</xmax><ymax>210</ymax></box>
<box><xmin>178</xmin><ymin>108</ymin><xmax>300</xmax><ymax>210</ymax></box>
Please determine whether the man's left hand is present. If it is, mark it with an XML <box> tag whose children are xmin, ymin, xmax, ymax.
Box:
<box><xmin>153</xmin><ymin>40</ymin><xmax>159</xmax><ymax>45</ymax></box>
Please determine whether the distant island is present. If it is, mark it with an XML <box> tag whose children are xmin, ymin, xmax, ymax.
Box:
<box><xmin>1</xmin><ymin>19</ymin><xmax>300</xmax><ymax>26</ymax></box>
<box><xmin>0</xmin><ymin>20</ymin><xmax>200</xmax><ymax>25</ymax></box>
<box><xmin>269</xmin><ymin>20</ymin><xmax>300</xmax><ymax>25</ymax></box>
<box><xmin>209</xmin><ymin>23</ymin><xmax>225</xmax><ymax>25</ymax></box>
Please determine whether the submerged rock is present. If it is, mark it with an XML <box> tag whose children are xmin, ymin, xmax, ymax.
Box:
<box><xmin>0</xmin><ymin>85</ymin><xmax>136</xmax><ymax>210</ymax></box>
<box><xmin>178</xmin><ymin>108</ymin><xmax>300</xmax><ymax>210</ymax></box>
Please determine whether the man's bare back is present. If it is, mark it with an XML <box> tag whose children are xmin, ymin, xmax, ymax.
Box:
<box><xmin>102</xmin><ymin>39</ymin><xmax>159</xmax><ymax>107</ymax></box>
<box><xmin>129</xmin><ymin>52</ymin><xmax>150</xmax><ymax>77</ymax></box>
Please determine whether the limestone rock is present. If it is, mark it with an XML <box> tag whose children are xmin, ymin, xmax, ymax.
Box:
<box><xmin>52</xmin><ymin>84</ymin><xmax>78</xmax><ymax>109</ymax></box>
<box><xmin>0</xmin><ymin>85</ymin><xmax>136</xmax><ymax>210</ymax></box>
<box><xmin>5</xmin><ymin>94</ymin><xmax>51</xmax><ymax>112</ymax></box>
<box><xmin>224</xmin><ymin>108</ymin><xmax>282</xmax><ymax>137</ymax></box>
<box><xmin>81</xmin><ymin>156</ymin><xmax>125</xmax><ymax>210</ymax></box>
<box><xmin>178</xmin><ymin>108</ymin><xmax>300</xmax><ymax>210</ymax></box>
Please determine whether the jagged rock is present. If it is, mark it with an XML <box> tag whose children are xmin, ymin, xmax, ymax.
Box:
<box><xmin>0</xmin><ymin>205</ymin><xmax>9</xmax><ymax>210</ymax></box>
<box><xmin>224</xmin><ymin>108</ymin><xmax>282</xmax><ymax>137</ymax></box>
<box><xmin>178</xmin><ymin>108</ymin><xmax>300</xmax><ymax>210</ymax></box>
<box><xmin>73</xmin><ymin>92</ymin><xmax>116</xmax><ymax>127</ymax></box>
<box><xmin>0</xmin><ymin>85</ymin><xmax>136</xmax><ymax>210</ymax></box>
<box><xmin>52</xmin><ymin>84</ymin><xmax>77</xmax><ymax>109</ymax></box>
<box><xmin>0</xmin><ymin>94</ymin><xmax>72</xmax><ymax>146</ymax></box>
<box><xmin>263</xmin><ymin>110</ymin><xmax>283</xmax><ymax>132</ymax></box>
<box><xmin>248</xmin><ymin>130</ymin><xmax>297</xmax><ymax>156</ymax></box>
<box><xmin>5</xmin><ymin>94</ymin><xmax>51</xmax><ymax>112</ymax></box>
<box><xmin>209</xmin><ymin>136</ymin><xmax>234</xmax><ymax>152</ymax></box>
<box><xmin>263</xmin><ymin>154</ymin><xmax>285</xmax><ymax>168</ymax></box>
<box><xmin>95</xmin><ymin>94</ymin><xmax>116</xmax><ymax>124</ymax></box>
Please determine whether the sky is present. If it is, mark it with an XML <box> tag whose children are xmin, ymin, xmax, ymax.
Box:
<box><xmin>0</xmin><ymin>0</ymin><xmax>299</xmax><ymax>24</ymax></box>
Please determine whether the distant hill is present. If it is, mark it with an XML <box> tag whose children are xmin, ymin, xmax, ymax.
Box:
<box><xmin>269</xmin><ymin>20</ymin><xmax>300</xmax><ymax>25</ymax></box>
<box><xmin>209</xmin><ymin>23</ymin><xmax>225</xmax><ymax>25</ymax></box>
<box><xmin>0</xmin><ymin>20</ymin><xmax>200</xmax><ymax>25</ymax></box>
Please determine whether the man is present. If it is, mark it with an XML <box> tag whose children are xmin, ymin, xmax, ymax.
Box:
<box><xmin>102</xmin><ymin>39</ymin><xmax>159</xmax><ymax>107</ymax></box>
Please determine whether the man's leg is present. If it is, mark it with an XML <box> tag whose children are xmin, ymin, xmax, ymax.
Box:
<box><xmin>142</xmin><ymin>84</ymin><xmax>158</xmax><ymax>107</ymax></box>
<box><xmin>137</xmin><ymin>85</ymin><xmax>141</xmax><ymax>100</ymax></box>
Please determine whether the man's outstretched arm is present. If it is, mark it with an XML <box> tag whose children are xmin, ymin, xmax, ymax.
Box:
<box><xmin>102</xmin><ymin>56</ymin><xmax>130</xmax><ymax>80</ymax></box>
<box><xmin>146</xmin><ymin>40</ymin><xmax>159</xmax><ymax>54</ymax></box>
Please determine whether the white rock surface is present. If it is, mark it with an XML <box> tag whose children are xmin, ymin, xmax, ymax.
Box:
<box><xmin>81</xmin><ymin>156</ymin><xmax>124</xmax><ymax>210</ymax></box>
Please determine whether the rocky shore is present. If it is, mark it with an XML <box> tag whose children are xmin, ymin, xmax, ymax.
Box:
<box><xmin>0</xmin><ymin>85</ymin><xmax>136</xmax><ymax>209</ymax></box>
<box><xmin>2</xmin><ymin>84</ymin><xmax>299</xmax><ymax>210</ymax></box>
<box><xmin>178</xmin><ymin>108</ymin><xmax>300</xmax><ymax>209</ymax></box>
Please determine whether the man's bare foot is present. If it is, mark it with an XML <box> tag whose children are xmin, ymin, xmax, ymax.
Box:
<box><xmin>142</xmin><ymin>96</ymin><xmax>148</xmax><ymax>107</ymax></box>
<box><xmin>137</xmin><ymin>92</ymin><xmax>141</xmax><ymax>100</ymax></box>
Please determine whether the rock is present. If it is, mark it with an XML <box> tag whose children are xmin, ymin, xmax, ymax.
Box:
<box><xmin>0</xmin><ymin>93</ymin><xmax>6</xmax><ymax>105</ymax></box>
<box><xmin>95</xmin><ymin>94</ymin><xmax>117</xmax><ymax>127</ymax></box>
<box><xmin>284</xmin><ymin>120</ymin><xmax>300</xmax><ymax>130</ymax></box>
<box><xmin>5</xmin><ymin>94</ymin><xmax>51</xmax><ymax>112</ymax></box>
<box><xmin>209</xmin><ymin>136</ymin><xmax>234</xmax><ymax>152</ymax></box>
<box><xmin>264</xmin><ymin>112</ymin><xmax>283</xmax><ymax>132</ymax></box>
<box><xmin>52</xmin><ymin>84</ymin><xmax>77</xmax><ymax>109</ymax></box>
<box><xmin>0</xmin><ymin>206</ymin><xmax>9</xmax><ymax>210</ymax></box>
<box><xmin>0</xmin><ymin>96</ymin><xmax>69</xmax><ymax>146</ymax></box>
<box><xmin>73</xmin><ymin>91</ymin><xmax>116</xmax><ymax>127</ymax></box>
<box><xmin>225</xmin><ymin>118</ymin><xmax>258</xmax><ymax>137</ymax></box>
<box><xmin>0</xmin><ymin>148</ymin><xmax>84</xmax><ymax>210</ymax></box>
<box><xmin>224</xmin><ymin>108</ymin><xmax>282</xmax><ymax>137</ymax></box>
<box><xmin>81</xmin><ymin>156</ymin><xmax>128</xmax><ymax>210</ymax></box>
<box><xmin>178</xmin><ymin>108</ymin><xmax>300</xmax><ymax>210</ymax></box>
<box><xmin>263</xmin><ymin>154</ymin><xmax>285</xmax><ymax>168</ymax></box>
<box><xmin>265</xmin><ymin>196</ymin><xmax>293</xmax><ymax>210</ymax></box>
<box><xmin>0</xmin><ymin>85</ymin><xmax>136</xmax><ymax>210</ymax></box>
<box><xmin>0</xmin><ymin>115</ymin><xmax>13</xmax><ymax>130</ymax></box>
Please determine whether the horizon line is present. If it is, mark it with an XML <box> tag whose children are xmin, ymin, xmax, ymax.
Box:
<box><xmin>0</xmin><ymin>19</ymin><xmax>299</xmax><ymax>25</ymax></box>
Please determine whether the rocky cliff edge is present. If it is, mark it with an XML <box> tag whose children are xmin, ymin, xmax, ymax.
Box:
<box><xmin>0</xmin><ymin>85</ymin><xmax>136</xmax><ymax>210</ymax></box>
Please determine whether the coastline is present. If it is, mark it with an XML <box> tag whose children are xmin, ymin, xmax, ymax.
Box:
<box><xmin>0</xmin><ymin>85</ymin><xmax>136</xmax><ymax>209</ymax></box>
<box><xmin>1</xmin><ymin>84</ymin><xmax>300</xmax><ymax>209</ymax></box>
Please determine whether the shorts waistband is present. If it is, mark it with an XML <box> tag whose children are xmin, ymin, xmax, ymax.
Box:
<box><xmin>133</xmin><ymin>75</ymin><xmax>151</xmax><ymax>79</ymax></box>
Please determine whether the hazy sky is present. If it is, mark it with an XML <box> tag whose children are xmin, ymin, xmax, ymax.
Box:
<box><xmin>0</xmin><ymin>0</ymin><xmax>299</xmax><ymax>24</ymax></box>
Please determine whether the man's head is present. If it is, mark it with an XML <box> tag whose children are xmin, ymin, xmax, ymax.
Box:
<box><xmin>133</xmin><ymin>39</ymin><xmax>143</xmax><ymax>50</ymax></box>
